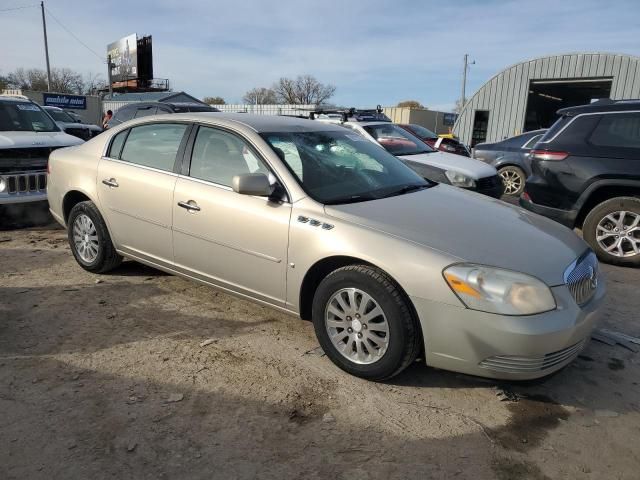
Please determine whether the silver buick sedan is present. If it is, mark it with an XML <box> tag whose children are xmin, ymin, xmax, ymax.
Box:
<box><xmin>47</xmin><ymin>113</ymin><xmax>605</xmax><ymax>381</ymax></box>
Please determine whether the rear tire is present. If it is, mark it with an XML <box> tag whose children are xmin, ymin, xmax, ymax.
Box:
<box><xmin>311</xmin><ymin>265</ymin><xmax>421</xmax><ymax>381</ymax></box>
<box><xmin>67</xmin><ymin>201</ymin><xmax>122</xmax><ymax>273</ymax></box>
<box><xmin>583</xmin><ymin>197</ymin><xmax>640</xmax><ymax>267</ymax></box>
<box><xmin>498</xmin><ymin>165</ymin><xmax>526</xmax><ymax>196</ymax></box>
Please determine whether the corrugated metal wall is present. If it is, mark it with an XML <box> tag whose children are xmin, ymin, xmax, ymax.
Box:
<box><xmin>453</xmin><ymin>53</ymin><xmax>640</xmax><ymax>145</ymax></box>
<box><xmin>383</xmin><ymin>107</ymin><xmax>454</xmax><ymax>135</ymax></box>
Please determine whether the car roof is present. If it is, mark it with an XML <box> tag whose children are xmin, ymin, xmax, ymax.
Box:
<box><xmin>43</xmin><ymin>105</ymin><xmax>64</xmax><ymax>111</ymax></box>
<box><xmin>557</xmin><ymin>99</ymin><xmax>640</xmax><ymax>116</ymax></box>
<box><xmin>0</xmin><ymin>95</ymin><xmax>33</xmax><ymax>104</ymax></box>
<box><xmin>166</xmin><ymin>113</ymin><xmax>350</xmax><ymax>133</ymax></box>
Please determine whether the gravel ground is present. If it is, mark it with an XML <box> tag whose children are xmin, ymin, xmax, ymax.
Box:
<box><xmin>1</xmin><ymin>205</ymin><xmax>639</xmax><ymax>480</ymax></box>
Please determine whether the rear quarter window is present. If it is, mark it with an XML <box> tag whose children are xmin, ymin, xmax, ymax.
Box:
<box><xmin>539</xmin><ymin>116</ymin><xmax>572</xmax><ymax>143</ymax></box>
<box><xmin>589</xmin><ymin>113</ymin><xmax>640</xmax><ymax>148</ymax></box>
<box><xmin>107</xmin><ymin>129</ymin><xmax>128</xmax><ymax>159</ymax></box>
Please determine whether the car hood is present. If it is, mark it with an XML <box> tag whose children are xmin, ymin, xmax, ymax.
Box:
<box><xmin>398</xmin><ymin>151</ymin><xmax>497</xmax><ymax>179</ymax></box>
<box><xmin>57</xmin><ymin>121</ymin><xmax>101</xmax><ymax>131</ymax></box>
<box><xmin>325</xmin><ymin>185</ymin><xmax>588</xmax><ymax>286</ymax></box>
<box><xmin>0</xmin><ymin>131</ymin><xmax>84</xmax><ymax>148</ymax></box>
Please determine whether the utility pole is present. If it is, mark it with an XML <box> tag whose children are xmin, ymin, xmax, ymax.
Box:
<box><xmin>40</xmin><ymin>1</ymin><xmax>52</xmax><ymax>91</ymax></box>
<box><xmin>107</xmin><ymin>55</ymin><xmax>113</xmax><ymax>98</ymax></box>
<box><xmin>461</xmin><ymin>54</ymin><xmax>475</xmax><ymax>107</ymax></box>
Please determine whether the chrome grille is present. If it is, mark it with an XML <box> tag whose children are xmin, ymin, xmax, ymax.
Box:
<box><xmin>479</xmin><ymin>340</ymin><xmax>585</xmax><ymax>373</ymax></box>
<box><xmin>3</xmin><ymin>172</ymin><xmax>47</xmax><ymax>194</ymax></box>
<box><xmin>564</xmin><ymin>251</ymin><xmax>599</xmax><ymax>306</ymax></box>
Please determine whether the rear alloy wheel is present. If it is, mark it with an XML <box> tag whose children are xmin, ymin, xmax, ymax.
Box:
<box><xmin>498</xmin><ymin>166</ymin><xmax>525</xmax><ymax>196</ymax></box>
<box><xmin>67</xmin><ymin>201</ymin><xmax>122</xmax><ymax>273</ymax></box>
<box><xmin>583</xmin><ymin>197</ymin><xmax>640</xmax><ymax>267</ymax></box>
<box><xmin>312</xmin><ymin>265</ymin><xmax>421</xmax><ymax>380</ymax></box>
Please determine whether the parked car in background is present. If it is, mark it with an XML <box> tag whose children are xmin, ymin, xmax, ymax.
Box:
<box><xmin>473</xmin><ymin>129</ymin><xmax>546</xmax><ymax>196</ymax></box>
<box><xmin>398</xmin><ymin>124</ymin><xmax>471</xmax><ymax>157</ymax></box>
<box><xmin>0</xmin><ymin>95</ymin><xmax>83</xmax><ymax>206</ymax></box>
<box><xmin>47</xmin><ymin>113</ymin><xmax>604</xmax><ymax>381</ymax></box>
<box><xmin>106</xmin><ymin>101</ymin><xmax>221</xmax><ymax>128</ymax></box>
<box><xmin>311</xmin><ymin>109</ymin><xmax>502</xmax><ymax>197</ymax></box>
<box><xmin>520</xmin><ymin>99</ymin><xmax>640</xmax><ymax>266</ymax></box>
<box><xmin>43</xmin><ymin>106</ymin><xmax>103</xmax><ymax>141</ymax></box>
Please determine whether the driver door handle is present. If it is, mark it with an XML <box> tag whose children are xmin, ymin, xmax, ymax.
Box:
<box><xmin>101</xmin><ymin>178</ymin><xmax>119</xmax><ymax>188</ymax></box>
<box><xmin>177</xmin><ymin>200</ymin><xmax>201</xmax><ymax>212</ymax></box>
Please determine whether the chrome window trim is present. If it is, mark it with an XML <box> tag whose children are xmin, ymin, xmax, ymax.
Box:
<box><xmin>99</xmin><ymin>157</ymin><xmax>180</xmax><ymax>177</ymax></box>
<box><xmin>176</xmin><ymin>174</ymin><xmax>292</xmax><ymax>206</ymax></box>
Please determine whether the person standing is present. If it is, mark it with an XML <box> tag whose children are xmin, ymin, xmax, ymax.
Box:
<box><xmin>102</xmin><ymin>110</ymin><xmax>113</xmax><ymax>129</ymax></box>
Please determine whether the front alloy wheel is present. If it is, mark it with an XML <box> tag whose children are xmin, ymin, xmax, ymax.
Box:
<box><xmin>312</xmin><ymin>265</ymin><xmax>421</xmax><ymax>381</ymax></box>
<box><xmin>325</xmin><ymin>288</ymin><xmax>390</xmax><ymax>364</ymax></box>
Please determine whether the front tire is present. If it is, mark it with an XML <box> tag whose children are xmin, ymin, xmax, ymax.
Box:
<box><xmin>311</xmin><ymin>265</ymin><xmax>421</xmax><ymax>381</ymax></box>
<box><xmin>498</xmin><ymin>165</ymin><xmax>526</xmax><ymax>196</ymax></box>
<box><xmin>67</xmin><ymin>201</ymin><xmax>122</xmax><ymax>273</ymax></box>
<box><xmin>583</xmin><ymin>197</ymin><xmax>640</xmax><ymax>267</ymax></box>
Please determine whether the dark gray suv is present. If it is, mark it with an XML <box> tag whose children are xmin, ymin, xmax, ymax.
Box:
<box><xmin>106</xmin><ymin>102</ymin><xmax>220</xmax><ymax>128</ymax></box>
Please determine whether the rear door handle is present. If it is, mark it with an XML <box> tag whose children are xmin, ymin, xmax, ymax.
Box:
<box><xmin>177</xmin><ymin>200</ymin><xmax>201</xmax><ymax>212</ymax></box>
<box><xmin>102</xmin><ymin>178</ymin><xmax>119</xmax><ymax>188</ymax></box>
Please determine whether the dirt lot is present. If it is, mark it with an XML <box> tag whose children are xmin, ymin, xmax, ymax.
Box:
<box><xmin>1</xmin><ymin>206</ymin><xmax>639</xmax><ymax>480</ymax></box>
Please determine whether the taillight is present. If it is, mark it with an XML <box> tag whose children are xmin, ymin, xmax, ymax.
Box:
<box><xmin>530</xmin><ymin>150</ymin><xmax>569</xmax><ymax>161</ymax></box>
<box><xmin>522</xmin><ymin>191</ymin><xmax>531</xmax><ymax>201</ymax></box>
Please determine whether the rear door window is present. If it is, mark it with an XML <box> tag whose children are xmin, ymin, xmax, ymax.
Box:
<box><xmin>522</xmin><ymin>134</ymin><xmax>544</xmax><ymax>149</ymax></box>
<box><xmin>119</xmin><ymin>123</ymin><xmax>188</xmax><ymax>171</ymax></box>
<box><xmin>589</xmin><ymin>113</ymin><xmax>640</xmax><ymax>148</ymax></box>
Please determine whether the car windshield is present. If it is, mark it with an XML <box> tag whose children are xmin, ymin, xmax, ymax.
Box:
<box><xmin>46</xmin><ymin>108</ymin><xmax>76</xmax><ymax>123</ymax></box>
<box><xmin>407</xmin><ymin>124</ymin><xmax>438</xmax><ymax>139</ymax></box>
<box><xmin>0</xmin><ymin>101</ymin><xmax>59</xmax><ymax>132</ymax></box>
<box><xmin>362</xmin><ymin>124</ymin><xmax>435</xmax><ymax>156</ymax></box>
<box><xmin>260</xmin><ymin>130</ymin><xmax>431</xmax><ymax>204</ymax></box>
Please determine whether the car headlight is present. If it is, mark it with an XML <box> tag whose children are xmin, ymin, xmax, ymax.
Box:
<box><xmin>0</xmin><ymin>177</ymin><xmax>6</xmax><ymax>193</ymax></box>
<box><xmin>444</xmin><ymin>170</ymin><xmax>476</xmax><ymax>188</ymax></box>
<box><xmin>443</xmin><ymin>264</ymin><xmax>556</xmax><ymax>315</ymax></box>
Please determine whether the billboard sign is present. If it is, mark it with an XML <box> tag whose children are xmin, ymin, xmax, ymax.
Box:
<box><xmin>107</xmin><ymin>33</ymin><xmax>138</xmax><ymax>82</ymax></box>
<box><xmin>43</xmin><ymin>93</ymin><xmax>87</xmax><ymax>110</ymax></box>
<box><xmin>443</xmin><ymin>113</ymin><xmax>458</xmax><ymax>126</ymax></box>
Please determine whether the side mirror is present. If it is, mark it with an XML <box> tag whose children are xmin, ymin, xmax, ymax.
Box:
<box><xmin>232</xmin><ymin>173</ymin><xmax>272</xmax><ymax>197</ymax></box>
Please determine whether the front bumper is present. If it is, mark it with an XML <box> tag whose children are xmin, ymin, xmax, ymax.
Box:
<box><xmin>468</xmin><ymin>175</ymin><xmax>503</xmax><ymax>199</ymax></box>
<box><xmin>519</xmin><ymin>196</ymin><xmax>578</xmax><ymax>228</ymax></box>
<box><xmin>410</xmin><ymin>280</ymin><xmax>605</xmax><ymax>380</ymax></box>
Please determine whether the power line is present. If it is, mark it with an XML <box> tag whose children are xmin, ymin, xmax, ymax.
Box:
<box><xmin>44</xmin><ymin>6</ymin><xmax>105</xmax><ymax>63</ymax></box>
<box><xmin>0</xmin><ymin>3</ymin><xmax>38</xmax><ymax>13</ymax></box>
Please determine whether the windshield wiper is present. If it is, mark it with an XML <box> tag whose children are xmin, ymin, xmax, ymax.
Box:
<box><xmin>379</xmin><ymin>183</ymin><xmax>430</xmax><ymax>199</ymax></box>
<box><xmin>324</xmin><ymin>193</ymin><xmax>379</xmax><ymax>205</ymax></box>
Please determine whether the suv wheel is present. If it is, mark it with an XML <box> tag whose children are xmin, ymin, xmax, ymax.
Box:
<box><xmin>67</xmin><ymin>201</ymin><xmax>122</xmax><ymax>273</ymax></box>
<box><xmin>498</xmin><ymin>166</ymin><xmax>525</xmax><ymax>196</ymax></box>
<box><xmin>311</xmin><ymin>265</ymin><xmax>421</xmax><ymax>380</ymax></box>
<box><xmin>583</xmin><ymin>197</ymin><xmax>640</xmax><ymax>267</ymax></box>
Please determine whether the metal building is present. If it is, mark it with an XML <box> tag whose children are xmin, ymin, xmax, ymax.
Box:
<box><xmin>453</xmin><ymin>52</ymin><xmax>640</xmax><ymax>146</ymax></box>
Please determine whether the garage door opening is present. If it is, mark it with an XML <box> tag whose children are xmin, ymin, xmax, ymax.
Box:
<box><xmin>471</xmin><ymin>110</ymin><xmax>490</xmax><ymax>147</ymax></box>
<box><xmin>524</xmin><ymin>78</ymin><xmax>612</xmax><ymax>131</ymax></box>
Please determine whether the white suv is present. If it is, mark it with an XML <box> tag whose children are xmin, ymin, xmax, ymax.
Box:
<box><xmin>311</xmin><ymin>109</ymin><xmax>503</xmax><ymax>197</ymax></box>
<box><xmin>0</xmin><ymin>95</ymin><xmax>83</xmax><ymax>206</ymax></box>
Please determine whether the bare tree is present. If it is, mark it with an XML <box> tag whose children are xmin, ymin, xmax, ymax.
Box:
<box><xmin>242</xmin><ymin>87</ymin><xmax>277</xmax><ymax>105</ymax></box>
<box><xmin>203</xmin><ymin>96</ymin><xmax>226</xmax><ymax>105</ymax></box>
<box><xmin>7</xmin><ymin>67</ymin><xmax>90</xmax><ymax>94</ymax></box>
<box><xmin>272</xmin><ymin>75</ymin><xmax>335</xmax><ymax>105</ymax></box>
<box><xmin>82</xmin><ymin>72</ymin><xmax>106</xmax><ymax>95</ymax></box>
<box><xmin>397</xmin><ymin>100</ymin><xmax>425</xmax><ymax>109</ymax></box>
<box><xmin>453</xmin><ymin>98</ymin><xmax>464</xmax><ymax>114</ymax></box>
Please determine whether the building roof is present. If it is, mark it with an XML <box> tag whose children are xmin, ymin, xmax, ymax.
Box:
<box><xmin>107</xmin><ymin>91</ymin><xmax>204</xmax><ymax>103</ymax></box>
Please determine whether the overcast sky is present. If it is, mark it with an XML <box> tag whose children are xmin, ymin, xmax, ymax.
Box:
<box><xmin>1</xmin><ymin>0</ymin><xmax>639</xmax><ymax>110</ymax></box>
